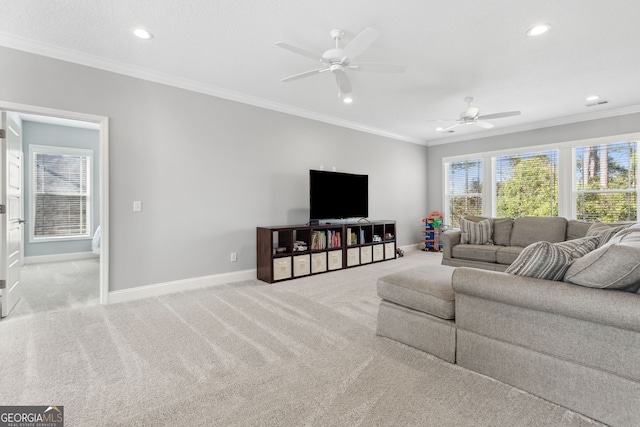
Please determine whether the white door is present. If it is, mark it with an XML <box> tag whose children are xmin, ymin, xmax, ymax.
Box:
<box><xmin>1</xmin><ymin>111</ymin><xmax>24</xmax><ymax>317</ymax></box>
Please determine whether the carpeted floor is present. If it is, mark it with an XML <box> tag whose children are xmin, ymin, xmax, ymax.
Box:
<box><xmin>0</xmin><ymin>251</ymin><xmax>603</xmax><ymax>426</ymax></box>
<box><xmin>11</xmin><ymin>258</ymin><xmax>100</xmax><ymax>317</ymax></box>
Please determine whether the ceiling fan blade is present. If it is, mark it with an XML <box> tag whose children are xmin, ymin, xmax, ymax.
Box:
<box><xmin>439</xmin><ymin>122</ymin><xmax>461</xmax><ymax>132</ymax></box>
<box><xmin>426</xmin><ymin>119</ymin><xmax>459</xmax><ymax>122</ymax></box>
<box><xmin>275</xmin><ymin>41</ymin><xmax>320</xmax><ymax>61</ymax></box>
<box><xmin>478</xmin><ymin>111</ymin><xmax>521</xmax><ymax>120</ymax></box>
<box><xmin>281</xmin><ymin>68</ymin><xmax>328</xmax><ymax>82</ymax></box>
<box><xmin>475</xmin><ymin>120</ymin><xmax>495</xmax><ymax>129</ymax></box>
<box><xmin>335</xmin><ymin>71</ymin><xmax>352</xmax><ymax>94</ymax></box>
<box><xmin>342</xmin><ymin>28</ymin><xmax>379</xmax><ymax>61</ymax></box>
<box><xmin>348</xmin><ymin>62</ymin><xmax>407</xmax><ymax>73</ymax></box>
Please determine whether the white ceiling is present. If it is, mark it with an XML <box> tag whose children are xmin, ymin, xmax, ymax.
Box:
<box><xmin>2</xmin><ymin>0</ymin><xmax>640</xmax><ymax>145</ymax></box>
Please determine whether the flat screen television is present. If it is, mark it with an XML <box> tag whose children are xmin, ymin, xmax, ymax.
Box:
<box><xmin>309</xmin><ymin>170</ymin><xmax>368</xmax><ymax>221</ymax></box>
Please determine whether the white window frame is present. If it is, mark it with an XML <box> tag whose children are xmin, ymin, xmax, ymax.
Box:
<box><xmin>442</xmin><ymin>132</ymin><xmax>640</xmax><ymax>225</ymax></box>
<box><xmin>29</xmin><ymin>144</ymin><xmax>93</xmax><ymax>243</ymax></box>
<box><xmin>569</xmin><ymin>135</ymin><xmax>639</xmax><ymax>221</ymax></box>
<box><xmin>443</xmin><ymin>157</ymin><xmax>484</xmax><ymax>226</ymax></box>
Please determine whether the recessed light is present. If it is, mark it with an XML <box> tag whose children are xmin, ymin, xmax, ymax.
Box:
<box><xmin>526</xmin><ymin>24</ymin><xmax>551</xmax><ymax>37</ymax></box>
<box><xmin>132</xmin><ymin>28</ymin><xmax>153</xmax><ymax>40</ymax></box>
<box><xmin>586</xmin><ymin>95</ymin><xmax>600</xmax><ymax>101</ymax></box>
<box><xmin>343</xmin><ymin>96</ymin><xmax>353</xmax><ymax>104</ymax></box>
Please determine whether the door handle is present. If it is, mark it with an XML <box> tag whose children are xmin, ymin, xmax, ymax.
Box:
<box><xmin>17</xmin><ymin>219</ymin><xmax>26</xmax><ymax>224</ymax></box>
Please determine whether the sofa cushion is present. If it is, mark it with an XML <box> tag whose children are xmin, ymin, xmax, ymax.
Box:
<box><xmin>376</xmin><ymin>266</ymin><xmax>456</xmax><ymax>319</ymax></box>
<box><xmin>460</xmin><ymin>217</ymin><xmax>492</xmax><ymax>245</ymax></box>
<box><xmin>566</xmin><ymin>220</ymin><xmax>592</xmax><ymax>240</ymax></box>
<box><xmin>510</xmin><ymin>217</ymin><xmax>567</xmax><ymax>247</ymax></box>
<box><xmin>496</xmin><ymin>246</ymin><xmax>524</xmax><ymax>265</ymax></box>
<box><xmin>505</xmin><ymin>237</ymin><xmax>600</xmax><ymax>281</ymax></box>
<box><xmin>462</xmin><ymin>215</ymin><xmax>513</xmax><ymax>246</ymax></box>
<box><xmin>586</xmin><ymin>221</ymin><xmax>632</xmax><ymax>247</ymax></box>
<box><xmin>452</xmin><ymin>244</ymin><xmax>500</xmax><ymax>263</ymax></box>
<box><xmin>565</xmin><ymin>228</ymin><xmax>640</xmax><ymax>290</ymax></box>
<box><xmin>492</xmin><ymin>218</ymin><xmax>514</xmax><ymax>246</ymax></box>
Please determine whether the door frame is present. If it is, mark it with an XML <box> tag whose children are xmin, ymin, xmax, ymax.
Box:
<box><xmin>1</xmin><ymin>100</ymin><xmax>109</xmax><ymax>304</ymax></box>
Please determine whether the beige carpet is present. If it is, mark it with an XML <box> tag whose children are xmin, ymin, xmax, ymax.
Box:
<box><xmin>0</xmin><ymin>251</ymin><xmax>603</xmax><ymax>426</ymax></box>
<box><xmin>11</xmin><ymin>258</ymin><xmax>100</xmax><ymax>317</ymax></box>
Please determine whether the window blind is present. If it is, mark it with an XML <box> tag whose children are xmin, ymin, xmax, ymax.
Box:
<box><xmin>34</xmin><ymin>152</ymin><xmax>90</xmax><ymax>237</ymax></box>
<box><xmin>574</xmin><ymin>141</ymin><xmax>637</xmax><ymax>221</ymax></box>
<box><xmin>445</xmin><ymin>158</ymin><xmax>483</xmax><ymax>227</ymax></box>
<box><xmin>495</xmin><ymin>150</ymin><xmax>558</xmax><ymax>218</ymax></box>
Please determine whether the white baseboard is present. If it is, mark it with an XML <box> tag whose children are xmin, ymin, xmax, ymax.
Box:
<box><xmin>24</xmin><ymin>251</ymin><xmax>99</xmax><ymax>265</ymax></box>
<box><xmin>108</xmin><ymin>268</ymin><xmax>257</xmax><ymax>304</ymax></box>
<box><xmin>399</xmin><ymin>243</ymin><xmax>422</xmax><ymax>252</ymax></box>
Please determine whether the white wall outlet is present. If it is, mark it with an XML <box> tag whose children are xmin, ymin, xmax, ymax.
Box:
<box><xmin>230</xmin><ymin>252</ymin><xmax>237</xmax><ymax>262</ymax></box>
<box><xmin>133</xmin><ymin>201</ymin><xmax>142</xmax><ymax>212</ymax></box>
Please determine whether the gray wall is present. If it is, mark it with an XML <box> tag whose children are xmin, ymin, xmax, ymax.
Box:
<box><xmin>427</xmin><ymin>113</ymin><xmax>640</xmax><ymax>213</ymax></box>
<box><xmin>0</xmin><ymin>46</ymin><xmax>428</xmax><ymax>291</ymax></box>
<box><xmin>23</xmin><ymin>121</ymin><xmax>100</xmax><ymax>257</ymax></box>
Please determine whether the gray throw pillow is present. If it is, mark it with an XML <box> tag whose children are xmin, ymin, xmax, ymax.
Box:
<box><xmin>564</xmin><ymin>230</ymin><xmax>640</xmax><ymax>290</ymax></box>
<box><xmin>459</xmin><ymin>217</ymin><xmax>492</xmax><ymax>245</ymax></box>
<box><xmin>506</xmin><ymin>241</ymin><xmax>573</xmax><ymax>281</ymax></box>
<box><xmin>586</xmin><ymin>221</ymin><xmax>632</xmax><ymax>247</ymax></box>
<box><xmin>506</xmin><ymin>236</ymin><xmax>601</xmax><ymax>281</ymax></box>
<box><xmin>555</xmin><ymin>235</ymin><xmax>601</xmax><ymax>258</ymax></box>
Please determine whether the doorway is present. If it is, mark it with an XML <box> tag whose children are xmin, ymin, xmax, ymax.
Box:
<box><xmin>0</xmin><ymin>101</ymin><xmax>108</xmax><ymax>318</ymax></box>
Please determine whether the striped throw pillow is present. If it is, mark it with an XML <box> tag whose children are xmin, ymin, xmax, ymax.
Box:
<box><xmin>506</xmin><ymin>236</ymin><xmax>601</xmax><ymax>280</ymax></box>
<box><xmin>505</xmin><ymin>241</ymin><xmax>572</xmax><ymax>280</ymax></box>
<box><xmin>586</xmin><ymin>222</ymin><xmax>631</xmax><ymax>247</ymax></box>
<box><xmin>459</xmin><ymin>217</ymin><xmax>492</xmax><ymax>245</ymax></box>
<box><xmin>555</xmin><ymin>235</ymin><xmax>601</xmax><ymax>258</ymax></box>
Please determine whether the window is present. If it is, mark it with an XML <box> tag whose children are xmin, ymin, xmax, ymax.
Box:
<box><xmin>574</xmin><ymin>141</ymin><xmax>637</xmax><ymax>222</ymax></box>
<box><xmin>444</xmin><ymin>158</ymin><xmax>483</xmax><ymax>227</ymax></box>
<box><xmin>31</xmin><ymin>145</ymin><xmax>92</xmax><ymax>240</ymax></box>
<box><xmin>443</xmin><ymin>135</ymin><xmax>639</xmax><ymax>226</ymax></box>
<box><xmin>495</xmin><ymin>150</ymin><xmax>558</xmax><ymax>218</ymax></box>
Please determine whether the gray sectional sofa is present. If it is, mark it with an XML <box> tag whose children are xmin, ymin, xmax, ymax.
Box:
<box><xmin>453</xmin><ymin>267</ymin><xmax>640</xmax><ymax>427</ymax></box>
<box><xmin>440</xmin><ymin>216</ymin><xmax>592</xmax><ymax>271</ymax></box>
<box><xmin>377</xmin><ymin>218</ymin><xmax>640</xmax><ymax>426</ymax></box>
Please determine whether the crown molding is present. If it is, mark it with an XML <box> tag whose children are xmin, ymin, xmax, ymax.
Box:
<box><xmin>425</xmin><ymin>104</ymin><xmax>640</xmax><ymax>146</ymax></box>
<box><xmin>0</xmin><ymin>32</ymin><xmax>425</xmax><ymax>145</ymax></box>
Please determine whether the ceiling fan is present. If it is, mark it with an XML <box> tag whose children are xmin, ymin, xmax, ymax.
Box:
<box><xmin>276</xmin><ymin>28</ymin><xmax>406</xmax><ymax>99</ymax></box>
<box><xmin>431</xmin><ymin>97</ymin><xmax>521</xmax><ymax>132</ymax></box>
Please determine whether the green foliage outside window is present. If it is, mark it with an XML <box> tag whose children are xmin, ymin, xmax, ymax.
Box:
<box><xmin>575</xmin><ymin>142</ymin><xmax>637</xmax><ymax>222</ymax></box>
<box><xmin>496</xmin><ymin>154</ymin><xmax>558</xmax><ymax>218</ymax></box>
<box><xmin>445</xmin><ymin>141</ymin><xmax>637</xmax><ymax>226</ymax></box>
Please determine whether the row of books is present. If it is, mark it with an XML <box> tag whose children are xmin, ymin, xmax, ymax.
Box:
<box><xmin>346</xmin><ymin>228</ymin><xmax>366</xmax><ymax>246</ymax></box>
<box><xmin>311</xmin><ymin>230</ymin><xmax>342</xmax><ymax>250</ymax></box>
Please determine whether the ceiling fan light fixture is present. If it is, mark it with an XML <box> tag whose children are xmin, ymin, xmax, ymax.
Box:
<box><xmin>343</xmin><ymin>96</ymin><xmax>353</xmax><ymax>104</ymax></box>
<box><xmin>586</xmin><ymin>95</ymin><xmax>600</xmax><ymax>101</ymax></box>
<box><xmin>132</xmin><ymin>28</ymin><xmax>153</xmax><ymax>40</ymax></box>
<box><xmin>526</xmin><ymin>24</ymin><xmax>551</xmax><ymax>37</ymax></box>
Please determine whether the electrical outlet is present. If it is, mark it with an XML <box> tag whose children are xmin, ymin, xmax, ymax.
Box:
<box><xmin>230</xmin><ymin>252</ymin><xmax>237</xmax><ymax>262</ymax></box>
<box><xmin>133</xmin><ymin>201</ymin><xmax>142</xmax><ymax>212</ymax></box>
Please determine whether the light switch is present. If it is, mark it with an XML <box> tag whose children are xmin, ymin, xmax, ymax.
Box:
<box><xmin>133</xmin><ymin>201</ymin><xmax>142</xmax><ymax>212</ymax></box>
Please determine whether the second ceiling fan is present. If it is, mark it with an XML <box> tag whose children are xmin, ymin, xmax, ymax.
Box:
<box><xmin>276</xmin><ymin>28</ymin><xmax>406</xmax><ymax>99</ymax></box>
<box><xmin>431</xmin><ymin>97</ymin><xmax>521</xmax><ymax>132</ymax></box>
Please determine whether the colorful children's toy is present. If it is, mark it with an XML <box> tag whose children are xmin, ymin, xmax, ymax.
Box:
<box><xmin>421</xmin><ymin>210</ymin><xmax>445</xmax><ymax>252</ymax></box>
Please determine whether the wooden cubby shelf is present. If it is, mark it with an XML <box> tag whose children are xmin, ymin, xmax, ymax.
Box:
<box><xmin>257</xmin><ymin>221</ymin><xmax>396</xmax><ymax>283</ymax></box>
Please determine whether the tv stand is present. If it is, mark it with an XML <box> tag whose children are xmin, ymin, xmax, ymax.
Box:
<box><xmin>257</xmin><ymin>220</ymin><xmax>396</xmax><ymax>283</ymax></box>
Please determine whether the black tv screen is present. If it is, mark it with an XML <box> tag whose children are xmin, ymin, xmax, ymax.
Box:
<box><xmin>309</xmin><ymin>170</ymin><xmax>368</xmax><ymax>220</ymax></box>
